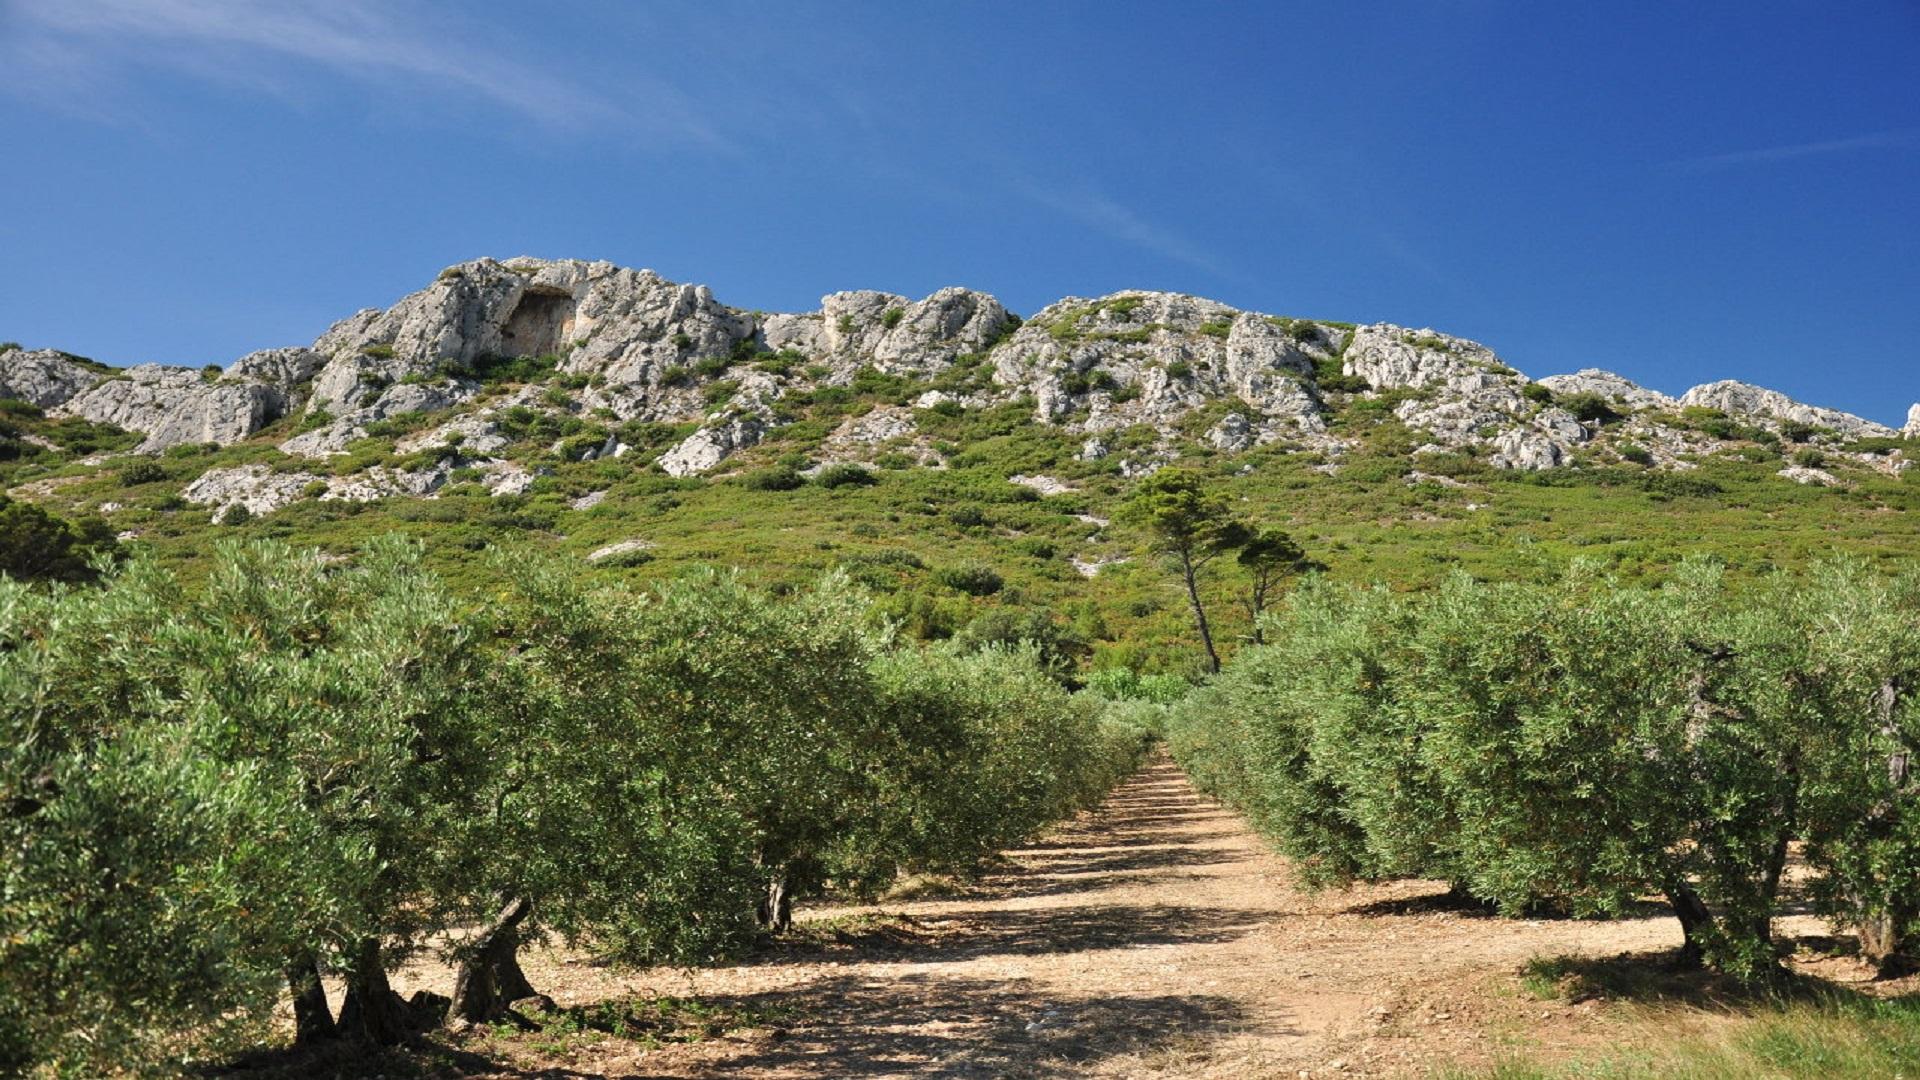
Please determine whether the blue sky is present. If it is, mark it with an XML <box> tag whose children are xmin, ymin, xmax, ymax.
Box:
<box><xmin>2</xmin><ymin>1</ymin><xmax>1916</xmax><ymax>422</ymax></box>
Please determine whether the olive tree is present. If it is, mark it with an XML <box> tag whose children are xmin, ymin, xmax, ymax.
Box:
<box><xmin>443</xmin><ymin>557</ymin><xmax>760</xmax><ymax>1023</ymax></box>
<box><xmin>0</xmin><ymin>557</ymin><xmax>321</xmax><ymax>1071</ymax></box>
<box><xmin>1790</xmin><ymin>562</ymin><xmax>1920</xmax><ymax>975</ymax></box>
<box><xmin>626</xmin><ymin>569</ymin><xmax>884</xmax><ymax>932</ymax></box>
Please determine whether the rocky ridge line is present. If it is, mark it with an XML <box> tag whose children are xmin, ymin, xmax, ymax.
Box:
<box><xmin>4</xmin><ymin>257</ymin><xmax>1913</xmax><ymax>518</ymax></box>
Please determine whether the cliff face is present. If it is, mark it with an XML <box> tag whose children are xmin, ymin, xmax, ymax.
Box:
<box><xmin>4</xmin><ymin>257</ymin><xmax>1911</xmax><ymax>515</ymax></box>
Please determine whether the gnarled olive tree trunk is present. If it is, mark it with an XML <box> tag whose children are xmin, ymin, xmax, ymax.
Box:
<box><xmin>287</xmin><ymin>954</ymin><xmax>334</xmax><ymax>1044</ymax></box>
<box><xmin>1857</xmin><ymin>676</ymin><xmax>1915</xmax><ymax>976</ymax></box>
<box><xmin>447</xmin><ymin>896</ymin><xmax>540</xmax><ymax>1024</ymax></box>
<box><xmin>1665</xmin><ymin>880</ymin><xmax>1715</xmax><ymax>969</ymax></box>
<box><xmin>756</xmin><ymin>870</ymin><xmax>793</xmax><ymax>933</ymax></box>
<box><xmin>336</xmin><ymin>937</ymin><xmax>412</xmax><ymax>1045</ymax></box>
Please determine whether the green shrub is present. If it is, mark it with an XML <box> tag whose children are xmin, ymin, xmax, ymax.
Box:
<box><xmin>933</xmin><ymin>561</ymin><xmax>1004</xmax><ymax>596</ymax></box>
<box><xmin>814</xmin><ymin>463</ymin><xmax>877</xmax><ymax>489</ymax></box>
<box><xmin>742</xmin><ymin>465</ymin><xmax>805</xmax><ymax>491</ymax></box>
<box><xmin>0</xmin><ymin>496</ymin><xmax>119</xmax><ymax>582</ymax></box>
<box><xmin>881</xmin><ymin>307</ymin><xmax>905</xmax><ymax>329</ymax></box>
<box><xmin>360</xmin><ymin>343</ymin><xmax>396</xmax><ymax>359</ymax></box>
<box><xmin>117</xmin><ymin>460</ymin><xmax>167</xmax><ymax>486</ymax></box>
<box><xmin>1313</xmin><ymin>356</ymin><xmax>1368</xmax><ymax>394</ymax></box>
<box><xmin>1556</xmin><ymin>391</ymin><xmax>1623</xmax><ymax>424</ymax></box>
<box><xmin>1793</xmin><ymin>448</ymin><xmax>1828</xmax><ymax>469</ymax></box>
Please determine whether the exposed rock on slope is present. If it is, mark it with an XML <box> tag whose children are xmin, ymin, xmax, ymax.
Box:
<box><xmin>61</xmin><ymin>366</ymin><xmax>286</xmax><ymax>452</ymax></box>
<box><xmin>990</xmin><ymin>292</ymin><xmax>1330</xmax><ymax>448</ymax></box>
<box><xmin>3</xmin><ymin>256</ymin><xmax>1911</xmax><ymax>493</ymax></box>
<box><xmin>1537</xmin><ymin>369</ymin><xmax>1678</xmax><ymax>412</ymax></box>
<box><xmin>0</xmin><ymin>349</ymin><xmax>100</xmax><ymax>408</ymax></box>
<box><xmin>1680</xmin><ymin>380</ymin><xmax>1898</xmax><ymax>438</ymax></box>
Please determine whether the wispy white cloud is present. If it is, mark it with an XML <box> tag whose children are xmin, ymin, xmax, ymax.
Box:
<box><xmin>1673</xmin><ymin>127</ymin><xmax>1920</xmax><ymax>171</ymax></box>
<box><xmin>0</xmin><ymin>0</ymin><xmax>726</xmax><ymax>146</ymax></box>
<box><xmin>1008</xmin><ymin>175</ymin><xmax>1231</xmax><ymax>279</ymax></box>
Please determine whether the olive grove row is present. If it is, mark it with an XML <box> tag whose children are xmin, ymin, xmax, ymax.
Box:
<box><xmin>0</xmin><ymin>539</ymin><xmax>1148</xmax><ymax>1074</ymax></box>
<box><xmin>1168</xmin><ymin>560</ymin><xmax>1920</xmax><ymax>981</ymax></box>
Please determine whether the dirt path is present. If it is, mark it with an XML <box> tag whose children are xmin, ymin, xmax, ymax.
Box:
<box><xmin>393</xmin><ymin>755</ymin><xmax>1864</xmax><ymax>1078</ymax></box>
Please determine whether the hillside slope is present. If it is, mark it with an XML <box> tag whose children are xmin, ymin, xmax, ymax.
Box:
<box><xmin>6</xmin><ymin>258</ymin><xmax>1919</xmax><ymax>669</ymax></box>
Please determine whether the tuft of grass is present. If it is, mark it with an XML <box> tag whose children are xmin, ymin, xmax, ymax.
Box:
<box><xmin>1446</xmin><ymin>967</ymin><xmax>1920</xmax><ymax>1080</ymax></box>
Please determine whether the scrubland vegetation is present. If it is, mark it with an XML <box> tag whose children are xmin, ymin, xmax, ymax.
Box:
<box><xmin>0</xmin><ymin>541</ymin><xmax>1147</xmax><ymax>1075</ymax></box>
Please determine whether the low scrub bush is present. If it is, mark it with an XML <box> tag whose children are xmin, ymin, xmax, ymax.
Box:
<box><xmin>814</xmin><ymin>463</ymin><xmax>877</xmax><ymax>489</ymax></box>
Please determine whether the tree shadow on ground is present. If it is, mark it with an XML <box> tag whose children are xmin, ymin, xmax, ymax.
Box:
<box><xmin>976</xmin><ymin>864</ymin><xmax>1234</xmax><ymax>902</ymax></box>
<box><xmin>211</xmin><ymin>974</ymin><xmax>1265</xmax><ymax>1079</ymax></box>
<box><xmin>1006</xmin><ymin>843</ymin><xmax>1242</xmax><ymax>878</ymax></box>
<box><xmin>1340</xmin><ymin>886</ymin><xmax>1669</xmax><ymax>922</ymax></box>
<box><xmin>759</xmin><ymin>901</ymin><xmax>1262</xmax><ymax>967</ymax></box>
<box><xmin>207</xmin><ymin>1035</ymin><xmax>602</xmax><ymax>1079</ymax></box>
<box><xmin>645</xmin><ymin>972</ymin><xmax>1266</xmax><ymax>1078</ymax></box>
<box><xmin>1520</xmin><ymin>949</ymin><xmax>1920</xmax><ymax>1011</ymax></box>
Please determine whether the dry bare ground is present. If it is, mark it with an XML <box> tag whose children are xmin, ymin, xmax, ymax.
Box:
<box><xmin>336</xmin><ymin>755</ymin><xmax>1905</xmax><ymax>1079</ymax></box>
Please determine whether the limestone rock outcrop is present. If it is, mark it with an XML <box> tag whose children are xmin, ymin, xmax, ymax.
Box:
<box><xmin>658</xmin><ymin>413</ymin><xmax>765</xmax><ymax>476</ymax></box>
<box><xmin>987</xmin><ymin>292</ymin><xmax>1331</xmax><ymax>447</ymax></box>
<box><xmin>762</xmin><ymin>288</ymin><xmax>1013</xmax><ymax>376</ymax></box>
<box><xmin>13</xmin><ymin>255</ymin><xmax>1911</xmax><ymax>488</ymax></box>
<box><xmin>0</xmin><ymin>349</ymin><xmax>101</xmax><ymax>408</ymax></box>
<box><xmin>1680</xmin><ymin>380</ymin><xmax>1894</xmax><ymax>439</ymax></box>
<box><xmin>60</xmin><ymin>366</ymin><xmax>284</xmax><ymax>452</ymax></box>
<box><xmin>1537</xmin><ymin>369</ymin><xmax>1678</xmax><ymax>411</ymax></box>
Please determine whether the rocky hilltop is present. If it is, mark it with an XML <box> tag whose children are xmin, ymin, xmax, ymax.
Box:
<box><xmin>5</xmin><ymin>257</ymin><xmax>1915</xmax><ymax>517</ymax></box>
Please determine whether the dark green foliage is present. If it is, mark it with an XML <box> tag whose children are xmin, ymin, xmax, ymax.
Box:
<box><xmin>117</xmin><ymin>459</ymin><xmax>168</xmax><ymax>486</ymax></box>
<box><xmin>933</xmin><ymin>561</ymin><xmax>1004</xmax><ymax>595</ymax></box>
<box><xmin>0</xmin><ymin>496</ymin><xmax>119</xmax><ymax>582</ymax></box>
<box><xmin>1170</xmin><ymin>560</ymin><xmax>1920</xmax><ymax>981</ymax></box>
<box><xmin>881</xmin><ymin>307</ymin><xmax>905</xmax><ymax>329</ymax></box>
<box><xmin>1313</xmin><ymin>355</ymin><xmax>1368</xmax><ymax>393</ymax></box>
<box><xmin>464</xmin><ymin>352</ymin><xmax>561</xmax><ymax>384</ymax></box>
<box><xmin>0</xmin><ymin>543</ymin><xmax>1145</xmax><ymax>1071</ymax></box>
<box><xmin>1522</xmin><ymin>383</ymin><xmax>1555</xmax><ymax>404</ymax></box>
<box><xmin>742</xmin><ymin>465</ymin><xmax>805</xmax><ymax>491</ymax></box>
<box><xmin>1793</xmin><ymin>448</ymin><xmax>1828</xmax><ymax>468</ymax></box>
<box><xmin>1554</xmin><ymin>392</ymin><xmax>1623</xmax><ymax>424</ymax></box>
<box><xmin>950</xmin><ymin>607</ymin><xmax>1088</xmax><ymax>684</ymax></box>
<box><xmin>814</xmin><ymin>463</ymin><xmax>877</xmax><ymax>488</ymax></box>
